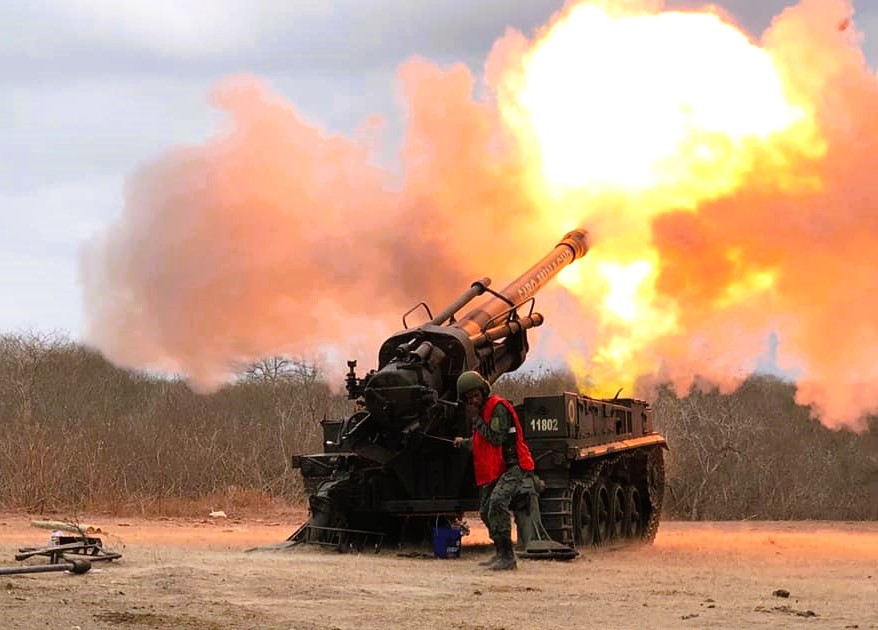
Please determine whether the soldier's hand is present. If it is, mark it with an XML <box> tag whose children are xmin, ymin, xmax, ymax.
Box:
<box><xmin>453</xmin><ymin>437</ymin><xmax>465</xmax><ymax>448</ymax></box>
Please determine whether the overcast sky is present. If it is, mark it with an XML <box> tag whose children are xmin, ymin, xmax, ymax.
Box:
<box><xmin>2</xmin><ymin>0</ymin><xmax>876</xmax><ymax>336</ymax></box>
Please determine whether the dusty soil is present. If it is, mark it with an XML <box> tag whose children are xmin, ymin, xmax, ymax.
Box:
<box><xmin>0</xmin><ymin>514</ymin><xmax>875</xmax><ymax>629</ymax></box>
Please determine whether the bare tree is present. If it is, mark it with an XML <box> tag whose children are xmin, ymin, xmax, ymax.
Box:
<box><xmin>0</xmin><ymin>335</ymin><xmax>875</xmax><ymax>518</ymax></box>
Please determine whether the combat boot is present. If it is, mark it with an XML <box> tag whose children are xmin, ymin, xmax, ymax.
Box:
<box><xmin>478</xmin><ymin>546</ymin><xmax>500</xmax><ymax>567</ymax></box>
<box><xmin>491</xmin><ymin>538</ymin><xmax>517</xmax><ymax>571</ymax></box>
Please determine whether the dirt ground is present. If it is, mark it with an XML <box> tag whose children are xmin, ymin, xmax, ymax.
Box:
<box><xmin>0</xmin><ymin>514</ymin><xmax>875</xmax><ymax>630</ymax></box>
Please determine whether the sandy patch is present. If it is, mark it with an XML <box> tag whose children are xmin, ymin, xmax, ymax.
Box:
<box><xmin>0</xmin><ymin>515</ymin><xmax>875</xmax><ymax>629</ymax></box>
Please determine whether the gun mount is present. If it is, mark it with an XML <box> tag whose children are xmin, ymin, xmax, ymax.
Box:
<box><xmin>340</xmin><ymin>229</ymin><xmax>588</xmax><ymax>460</ymax></box>
<box><xmin>285</xmin><ymin>228</ymin><xmax>666</xmax><ymax>557</ymax></box>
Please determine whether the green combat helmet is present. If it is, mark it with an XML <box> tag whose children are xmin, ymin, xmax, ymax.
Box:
<box><xmin>457</xmin><ymin>371</ymin><xmax>490</xmax><ymax>398</ymax></box>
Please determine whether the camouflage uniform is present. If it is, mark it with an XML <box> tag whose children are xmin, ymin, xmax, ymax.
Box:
<box><xmin>465</xmin><ymin>401</ymin><xmax>525</xmax><ymax>542</ymax></box>
<box><xmin>457</xmin><ymin>371</ymin><xmax>527</xmax><ymax>569</ymax></box>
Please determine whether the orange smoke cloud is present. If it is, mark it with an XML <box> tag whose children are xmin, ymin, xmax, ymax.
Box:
<box><xmin>488</xmin><ymin>0</ymin><xmax>877</xmax><ymax>429</ymax></box>
<box><xmin>647</xmin><ymin>0</ymin><xmax>878</xmax><ymax>428</ymax></box>
<box><xmin>81</xmin><ymin>78</ymin><xmax>397</xmax><ymax>389</ymax></box>
<box><xmin>80</xmin><ymin>64</ymin><xmax>547</xmax><ymax>390</ymax></box>
<box><xmin>82</xmin><ymin>0</ymin><xmax>877</xmax><ymax>428</ymax></box>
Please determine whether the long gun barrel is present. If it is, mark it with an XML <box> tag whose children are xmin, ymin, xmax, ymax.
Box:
<box><xmin>446</xmin><ymin>229</ymin><xmax>590</xmax><ymax>336</ymax></box>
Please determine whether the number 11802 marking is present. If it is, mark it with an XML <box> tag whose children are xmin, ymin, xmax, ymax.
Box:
<box><xmin>530</xmin><ymin>418</ymin><xmax>559</xmax><ymax>432</ymax></box>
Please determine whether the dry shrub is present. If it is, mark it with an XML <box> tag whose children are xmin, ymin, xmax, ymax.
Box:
<box><xmin>493</xmin><ymin>366</ymin><xmax>578</xmax><ymax>401</ymax></box>
<box><xmin>655</xmin><ymin>376</ymin><xmax>878</xmax><ymax>521</ymax></box>
<box><xmin>0</xmin><ymin>332</ymin><xmax>350</xmax><ymax>516</ymax></box>
<box><xmin>0</xmin><ymin>333</ymin><xmax>875</xmax><ymax>520</ymax></box>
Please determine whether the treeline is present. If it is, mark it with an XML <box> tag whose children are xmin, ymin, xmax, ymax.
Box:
<box><xmin>653</xmin><ymin>378</ymin><xmax>877</xmax><ymax>520</ymax></box>
<box><xmin>0</xmin><ymin>333</ymin><xmax>347</xmax><ymax>515</ymax></box>
<box><xmin>1</xmin><ymin>333</ymin><xmax>875</xmax><ymax>519</ymax></box>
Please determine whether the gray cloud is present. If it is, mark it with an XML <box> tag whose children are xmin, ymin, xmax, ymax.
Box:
<box><xmin>2</xmin><ymin>77</ymin><xmax>219</xmax><ymax>191</ymax></box>
<box><xmin>0</xmin><ymin>174</ymin><xmax>120</xmax><ymax>333</ymax></box>
<box><xmin>666</xmin><ymin>0</ymin><xmax>797</xmax><ymax>31</ymax></box>
<box><xmin>4</xmin><ymin>1</ymin><xmax>874</xmax><ymax>84</ymax></box>
<box><xmin>0</xmin><ymin>1</ymin><xmax>567</xmax><ymax>82</ymax></box>
<box><xmin>1</xmin><ymin>0</ymin><xmax>876</xmax><ymax>335</ymax></box>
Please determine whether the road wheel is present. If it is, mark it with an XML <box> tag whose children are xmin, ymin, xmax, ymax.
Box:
<box><xmin>574</xmin><ymin>486</ymin><xmax>595</xmax><ymax>547</ymax></box>
<box><xmin>608</xmin><ymin>483</ymin><xmax>625</xmax><ymax>541</ymax></box>
<box><xmin>592</xmin><ymin>479</ymin><xmax>610</xmax><ymax>544</ymax></box>
<box><xmin>622</xmin><ymin>485</ymin><xmax>643</xmax><ymax>539</ymax></box>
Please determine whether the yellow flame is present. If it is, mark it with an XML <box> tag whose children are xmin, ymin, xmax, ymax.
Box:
<box><xmin>717</xmin><ymin>269</ymin><xmax>777</xmax><ymax>308</ymax></box>
<box><xmin>598</xmin><ymin>260</ymin><xmax>653</xmax><ymax>322</ymax></box>
<box><xmin>503</xmin><ymin>2</ymin><xmax>819</xmax><ymax>199</ymax></box>
<box><xmin>565</xmin><ymin>253</ymin><xmax>679</xmax><ymax>396</ymax></box>
<box><xmin>498</xmin><ymin>0</ymin><xmax>824</xmax><ymax>396</ymax></box>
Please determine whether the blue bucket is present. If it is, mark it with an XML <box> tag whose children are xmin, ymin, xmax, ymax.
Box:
<box><xmin>432</xmin><ymin>527</ymin><xmax>462</xmax><ymax>559</ymax></box>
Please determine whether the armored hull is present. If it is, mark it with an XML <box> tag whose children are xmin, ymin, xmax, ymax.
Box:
<box><xmin>518</xmin><ymin>393</ymin><xmax>666</xmax><ymax>546</ymax></box>
<box><xmin>292</xmin><ymin>392</ymin><xmax>666</xmax><ymax>550</ymax></box>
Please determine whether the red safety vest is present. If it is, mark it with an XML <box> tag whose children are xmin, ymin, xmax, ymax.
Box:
<box><xmin>472</xmin><ymin>395</ymin><xmax>535</xmax><ymax>486</ymax></box>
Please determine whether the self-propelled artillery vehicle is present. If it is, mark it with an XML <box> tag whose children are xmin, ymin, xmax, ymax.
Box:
<box><xmin>289</xmin><ymin>229</ymin><xmax>666</xmax><ymax>557</ymax></box>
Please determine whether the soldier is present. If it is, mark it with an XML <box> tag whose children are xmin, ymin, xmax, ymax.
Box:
<box><xmin>453</xmin><ymin>371</ymin><xmax>535</xmax><ymax>570</ymax></box>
